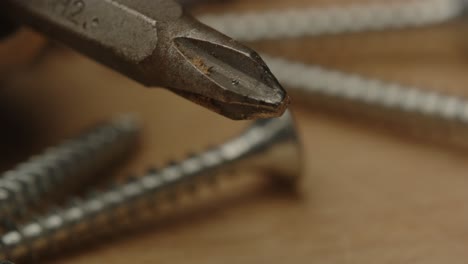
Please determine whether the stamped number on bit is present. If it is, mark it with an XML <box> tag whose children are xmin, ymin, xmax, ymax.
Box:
<box><xmin>49</xmin><ymin>0</ymin><xmax>98</xmax><ymax>29</ymax></box>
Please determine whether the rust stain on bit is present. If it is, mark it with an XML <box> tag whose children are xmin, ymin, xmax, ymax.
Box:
<box><xmin>192</xmin><ymin>57</ymin><xmax>213</xmax><ymax>74</ymax></box>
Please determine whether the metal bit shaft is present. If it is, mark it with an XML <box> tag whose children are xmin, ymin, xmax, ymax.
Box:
<box><xmin>0</xmin><ymin>111</ymin><xmax>301</xmax><ymax>262</ymax></box>
<box><xmin>0</xmin><ymin>0</ymin><xmax>289</xmax><ymax>120</ymax></box>
<box><xmin>0</xmin><ymin>115</ymin><xmax>140</xmax><ymax>222</ymax></box>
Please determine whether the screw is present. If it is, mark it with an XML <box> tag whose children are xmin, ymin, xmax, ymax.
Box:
<box><xmin>0</xmin><ymin>111</ymin><xmax>301</xmax><ymax>262</ymax></box>
<box><xmin>198</xmin><ymin>0</ymin><xmax>464</xmax><ymax>41</ymax></box>
<box><xmin>0</xmin><ymin>115</ymin><xmax>140</xmax><ymax>222</ymax></box>
<box><xmin>264</xmin><ymin>55</ymin><xmax>468</xmax><ymax>148</ymax></box>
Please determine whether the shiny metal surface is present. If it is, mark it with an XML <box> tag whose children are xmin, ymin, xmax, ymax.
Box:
<box><xmin>0</xmin><ymin>115</ymin><xmax>140</xmax><ymax>223</ymax></box>
<box><xmin>264</xmin><ymin>56</ymin><xmax>468</xmax><ymax>149</ymax></box>
<box><xmin>0</xmin><ymin>111</ymin><xmax>301</xmax><ymax>262</ymax></box>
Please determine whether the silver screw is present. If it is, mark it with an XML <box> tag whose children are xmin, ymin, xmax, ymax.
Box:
<box><xmin>198</xmin><ymin>0</ymin><xmax>464</xmax><ymax>41</ymax></box>
<box><xmin>0</xmin><ymin>115</ymin><xmax>140</xmax><ymax>222</ymax></box>
<box><xmin>0</xmin><ymin>111</ymin><xmax>301</xmax><ymax>262</ymax></box>
<box><xmin>264</xmin><ymin>55</ymin><xmax>468</xmax><ymax>148</ymax></box>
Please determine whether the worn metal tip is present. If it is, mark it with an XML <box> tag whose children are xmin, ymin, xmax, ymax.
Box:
<box><xmin>170</xmin><ymin>33</ymin><xmax>290</xmax><ymax>120</ymax></box>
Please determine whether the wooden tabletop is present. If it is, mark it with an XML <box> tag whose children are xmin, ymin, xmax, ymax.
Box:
<box><xmin>2</xmin><ymin>0</ymin><xmax>468</xmax><ymax>263</ymax></box>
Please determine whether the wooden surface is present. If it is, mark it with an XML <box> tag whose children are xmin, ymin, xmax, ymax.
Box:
<box><xmin>3</xmin><ymin>0</ymin><xmax>468</xmax><ymax>263</ymax></box>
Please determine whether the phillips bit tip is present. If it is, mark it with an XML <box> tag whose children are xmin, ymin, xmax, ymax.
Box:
<box><xmin>166</xmin><ymin>19</ymin><xmax>290</xmax><ymax>120</ymax></box>
<box><xmin>1</xmin><ymin>0</ymin><xmax>289</xmax><ymax>120</ymax></box>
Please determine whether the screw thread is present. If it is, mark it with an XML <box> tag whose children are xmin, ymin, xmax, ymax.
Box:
<box><xmin>264</xmin><ymin>55</ymin><xmax>468</xmax><ymax>148</ymax></box>
<box><xmin>0</xmin><ymin>112</ymin><xmax>300</xmax><ymax>261</ymax></box>
<box><xmin>199</xmin><ymin>0</ymin><xmax>463</xmax><ymax>41</ymax></box>
<box><xmin>0</xmin><ymin>115</ymin><xmax>140</xmax><ymax>222</ymax></box>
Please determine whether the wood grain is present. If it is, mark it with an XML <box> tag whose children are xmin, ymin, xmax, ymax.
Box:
<box><xmin>2</xmin><ymin>0</ymin><xmax>468</xmax><ymax>263</ymax></box>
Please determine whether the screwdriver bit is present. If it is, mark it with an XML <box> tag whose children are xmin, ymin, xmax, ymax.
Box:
<box><xmin>0</xmin><ymin>0</ymin><xmax>289</xmax><ymax>120</ymax></box>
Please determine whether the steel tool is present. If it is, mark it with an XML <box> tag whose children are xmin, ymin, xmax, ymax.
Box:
<box><xmin>0</xmin><ymin>0</ymin><xmax>289</xmax><ymax>120</ymax></box>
